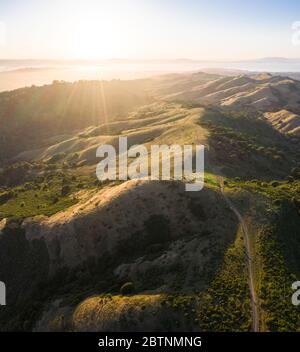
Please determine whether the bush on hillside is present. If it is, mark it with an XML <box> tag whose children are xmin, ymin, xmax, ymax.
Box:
<box><xmin>120</xmin><ymin>282</ymin><xmax>135</xmax><ymax>295</ymax></box>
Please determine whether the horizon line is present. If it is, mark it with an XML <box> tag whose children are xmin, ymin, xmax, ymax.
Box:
<box><xmin>1</xmin><ymin>57</ymin><xmax>300</xmax><ymax>63</ymax></box>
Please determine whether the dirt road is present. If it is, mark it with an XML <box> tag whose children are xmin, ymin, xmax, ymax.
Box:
<box><xmin>218</xmin><ymin>177</ymin><xmax>260</xmax><ymax>332</ymax></box>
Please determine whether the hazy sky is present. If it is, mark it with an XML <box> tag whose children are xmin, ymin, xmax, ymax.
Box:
<box><xmin>1</xmin><ymin>0</ymin><xmax>300</xmax><ymax>60</ymax></box>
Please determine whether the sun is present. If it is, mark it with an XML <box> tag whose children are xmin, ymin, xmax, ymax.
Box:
<box><xmin>60</xmin><ymin>1</ymin><xmax>138</xmax><ymax>60</ymax></box>
<box><xmin>64</xmin><ymin>19</ymin><xmax>120</xmax><ymax>59</ymax></box>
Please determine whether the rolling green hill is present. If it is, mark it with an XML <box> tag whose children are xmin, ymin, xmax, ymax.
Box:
<box><xmin>0</xmin><ymin>73</ymin><xmax>299</xmax><ymax>332</ymax></box>
<box><xmin>0</xmin><ymin>79</ymin><xmax>151</xmax><ymax>160</ymax></box>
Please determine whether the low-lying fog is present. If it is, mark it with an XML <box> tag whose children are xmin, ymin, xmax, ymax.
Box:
<box><xmin>2</xmin><ymin>59</ymin><xmax>300</xmax><ymax>92</ymax></box>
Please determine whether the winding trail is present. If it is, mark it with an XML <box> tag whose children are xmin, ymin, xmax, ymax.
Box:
<box><xmin>218</xmin><ymin>176</ymin><xmax>260</xmax><ymax>332</ymax></box>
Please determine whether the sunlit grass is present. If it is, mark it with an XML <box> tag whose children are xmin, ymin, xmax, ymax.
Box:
<box><xmin>0</xmin><ymin>174</ymin><xmax>96</xmax><ymax>218</ymax></box>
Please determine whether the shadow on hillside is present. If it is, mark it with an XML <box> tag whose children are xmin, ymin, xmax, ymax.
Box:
<box><xmin>200</xmin><ymin>107</ymin><xmax>297</xmax><ymax>181</ymax></box>
<box><xmin>0</xmin><ymin>180</ymin><xmax>240</xmax><ymax>331</ymax></box>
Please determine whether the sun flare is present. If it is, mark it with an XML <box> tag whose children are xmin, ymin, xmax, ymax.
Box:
<box><xmin>58</xmin><ymin>1</ymin><xmax>139</xmax><ymax>59</ymax></box>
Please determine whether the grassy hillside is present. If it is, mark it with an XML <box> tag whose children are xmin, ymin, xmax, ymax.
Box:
<box><xmin>256</xmin><ymin>201</ymin><xmax>300</xmax><ymax>331</ymax></box>
<box><xmin>0</xmin><ymin>79</ymin><xmax>151</xmax><ymax>160</ymax></box>
<box><xmin>0</xmin><ymin>74</ymin><xmax>299</xmax><ymax>332</ymax></box>
<box><xmin>198</xmin><ymin>108</ymin><xmax>297</xmax><ymax>180</ymax></box>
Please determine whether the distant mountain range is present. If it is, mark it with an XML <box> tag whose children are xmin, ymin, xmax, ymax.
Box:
<box><xmin>1</xmin><ymin>57</ymin><xmax>300</xmax><ymax>92</ymax></box>
<box><xmin>1</xmin><ymin>57</ymin><xmax>300</xmax><ymax>65</ymax></box>
<box><xmin>162</xmin><ymin>72</ymin><xmax>300</xmax><ymax>137</ymax></box>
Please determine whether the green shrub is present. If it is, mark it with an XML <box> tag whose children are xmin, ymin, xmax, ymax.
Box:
<box><xmin>291</xmin><ymin>167</ymin><xmax>300</xmax><ymax>176</ymax></box>
<box><xmin>48</xmin><ymin>153</ymin><xmax>66</xmax><ymax>164</ymax></box>
<box><xmin>273</xmin><ymin>199</ymin><xmax>281</xmax><ymax>206</ymax></box>
<box><xmin>120</xmin><ymin>282</ymin><xmax>135</xmax><ymax>295</ymax></box>
<box><xmin>144</xmin><ymin>214</ymin><xmax>171</xmax><ymax>244</ymax></box>
<box><xmin>0</xmin><ymin>191</ymin><xmax>13</xmax><ymax>204</ymax></box>
<box><xmin>52</xmin><ymin>197</ymin><xmax>59</xmax><ymax>204</ymax></box>
<box><xmin>61</xmin><ymin>185</ymin><xmax>71</xmax><ymax>196</ymax></box>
